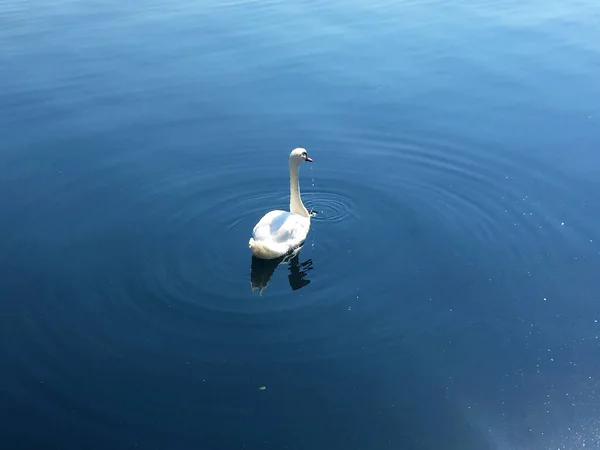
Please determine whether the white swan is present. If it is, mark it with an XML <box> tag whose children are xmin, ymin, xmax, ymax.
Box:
<box><xmin>249</xmin><ymin>148</ymin><xmax>313</xmax><ymax>260</ymax></box>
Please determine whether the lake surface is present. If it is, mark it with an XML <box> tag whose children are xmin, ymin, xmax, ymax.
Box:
<box><xmin>1</xmin><ymin>0</ymin><xmax>600</xmax><ymax>448</ymax></box>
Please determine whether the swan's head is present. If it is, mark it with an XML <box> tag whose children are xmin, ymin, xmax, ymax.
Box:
<box><xmin>289</xmin><ymin>147</ymin><xmax>312</xmax><ymax>164</ymax></box>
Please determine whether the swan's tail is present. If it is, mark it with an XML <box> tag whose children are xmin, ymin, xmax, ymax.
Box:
<box><xmin>249</xmin><ymin>238</ymin><xmax>280</xmax><ymax>260</ymax></box>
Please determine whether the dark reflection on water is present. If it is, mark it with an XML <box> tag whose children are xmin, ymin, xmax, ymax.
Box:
<box><xmin>250</xmin><ymin>246</ymin><xmax>313</xmax><ymax>292</ymax></box>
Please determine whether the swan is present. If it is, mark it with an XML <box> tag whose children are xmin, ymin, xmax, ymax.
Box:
<box><xmin>249</xmin><ymin>147</ymin><xmax>313</xmax><ymax>259</ymax></box>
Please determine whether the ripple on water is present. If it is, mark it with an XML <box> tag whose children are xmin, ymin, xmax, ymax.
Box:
<box><xmin>25</xmin><ymin>138</ymin><xmax>597</xmax><ymax>324</ymax></box>
<box><xmin>3</xmin><ymin>134</ymin><xmax>599</xmax><ymax>416</ymax></box>
<box><xmin>131</xmin><ymin>170</ymin><xmax>407</xmax><ymax>320</ymax></box>
<box><xmin>307</xmin><ymin>190</ymin><xmax>358</xmax><ymax>224</ymax></box>
<box><xmin>352</xmin><ymin>132</ymin><xmax>595</xmax><ymax>262</ymax></box>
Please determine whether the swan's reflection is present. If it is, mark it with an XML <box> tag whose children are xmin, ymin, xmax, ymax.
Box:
<box><xmin>250</xmin><ymin>246</ymin><xmax>313</xmax><ymax>293</ymax></box>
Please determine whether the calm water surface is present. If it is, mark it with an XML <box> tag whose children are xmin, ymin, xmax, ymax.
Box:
<box><xmin>1</xmin><ymin>0</ymin><xmax>600</xmax><ymax>449</ymax></box>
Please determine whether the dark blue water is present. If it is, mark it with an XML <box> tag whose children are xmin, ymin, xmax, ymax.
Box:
<box><xmin>2</xmin><ymin>0</ymin><xmax>600</xmax><ymax>448</ymax></box>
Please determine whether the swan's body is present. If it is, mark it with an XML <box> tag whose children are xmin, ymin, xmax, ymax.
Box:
<box><xmin>249</xmin><ymin>210</ymin><xmax>310</xmax><ymax>259</ymax></box>
<box><xmin>249</xmin><ymin>148</ymin><xmax>313</xmax><ymax>260</ymax></box>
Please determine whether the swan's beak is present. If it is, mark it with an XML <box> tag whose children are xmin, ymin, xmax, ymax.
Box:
<box><xmin>305</xmin><ymin>156</ymin><xmax>313</xmax><ymax>162</ymax></box>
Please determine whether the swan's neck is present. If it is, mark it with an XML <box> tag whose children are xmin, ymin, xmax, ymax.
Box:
<box><xmin>289</xmin><ymin>161</ymin><xmax>309</xmax><ymax>218</ymax></box>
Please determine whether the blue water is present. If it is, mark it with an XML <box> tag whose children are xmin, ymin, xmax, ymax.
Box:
<box><xmin>2</xmin><ymin>0</ymin><xmax>600</xmax><ymax>448</ymax></box>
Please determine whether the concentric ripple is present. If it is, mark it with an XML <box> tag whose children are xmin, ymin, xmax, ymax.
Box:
<box><xmin>305</xmin><ymin>190</ymin><xmax>358</xmax><ymax>223</ymax></box>
<box><xmin>2</xmin><ymin>131</ymin><xmax>599</xmax><ymax>450</ymax></box>
<box><xmin>351</xmin><ymin>131</ymin><xmax>596</xmax><ymax>262</ymax></box>
<box><xmin>3</xmin><ymin>133</ymin><xmax>598</xmax><ymax>362</ymax></box>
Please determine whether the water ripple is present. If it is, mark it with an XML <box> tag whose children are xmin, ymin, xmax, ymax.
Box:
<box><xmin>307</xmin><ymin>190</ymin><xmax>358</xmax><ymax>223</ymax></box>
<box><xmin>3</xmin><ymin>135</ymin><xmax>598</xmax><ymax>367</ymax></box>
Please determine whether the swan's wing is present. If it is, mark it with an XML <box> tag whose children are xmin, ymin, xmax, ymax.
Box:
<box><xmin>252</xmin><ymin>211</ymin><xmax>309</xmax><ymax>244</ymax></box>
<box><xmin>269</xmin><ymin>212</ymin><xmax>309</xmax><ymax>244</ymax></box>
<box><xmin>252</xmin><ymin>210</ymin><xmax>286</xmax><ymax>241</ymax></box>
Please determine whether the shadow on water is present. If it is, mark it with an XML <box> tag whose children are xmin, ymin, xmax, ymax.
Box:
<box><xmin>250</xmin><ymin>245</ymin><xmax>313</xmax><ymax>293</ymax></box>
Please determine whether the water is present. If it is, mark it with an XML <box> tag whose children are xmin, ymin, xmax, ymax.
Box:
<box><xmin>1</xmin><ymin>0</ymin><xmax>600</xmax><ymax>448</ymax></box>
